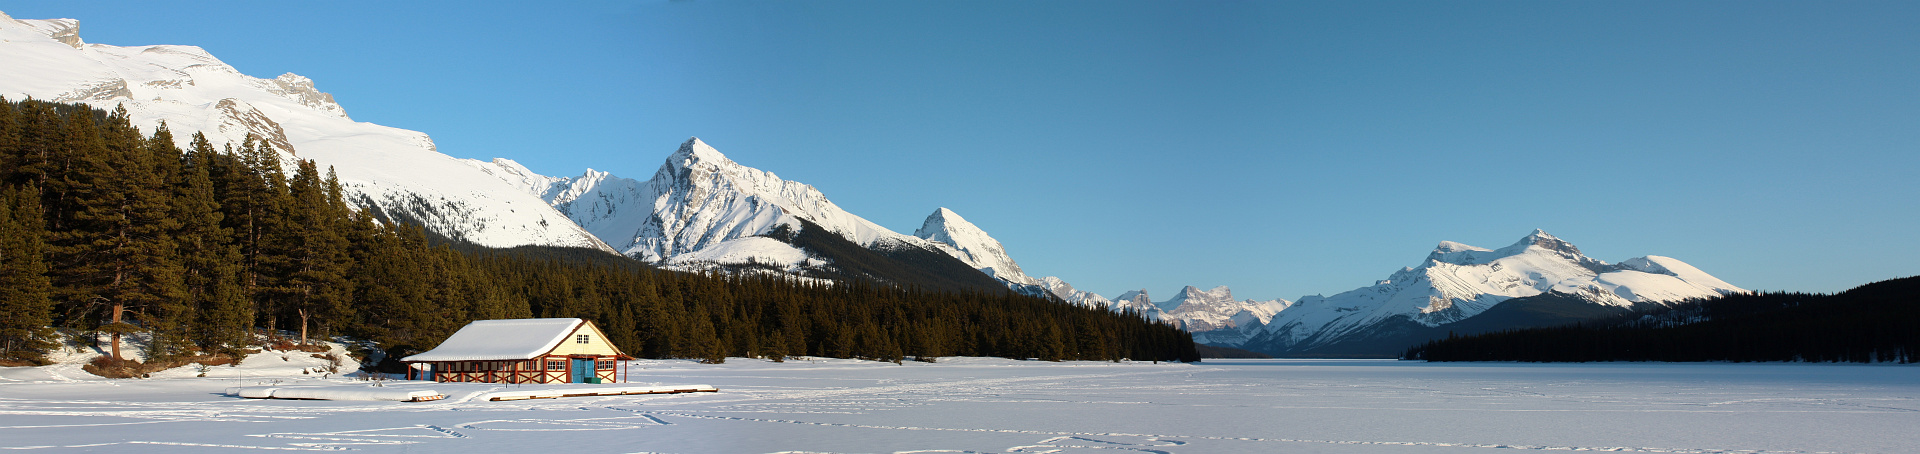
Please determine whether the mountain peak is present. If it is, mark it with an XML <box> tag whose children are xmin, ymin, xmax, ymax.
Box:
<box><xmin>932</xmin><ymin>206</ymin><xmax>963</xmax><ymax>221</ymax></box>
<box><xmin>1505</xmin><ymin>228</ymin><xmax>1582</xmax><ymax>257</ymax></box>
<box><xmin>1173</xmin><ymin>285</ymin><xmax>1234</xmax><ymax>301</ymax></box>
<box><xmin>8</xmin><ymin>14</ymin><xmax>86</xmax><ymax>49</ymax></box>
<box><xmin>1114</xmin><ymin>289</ymin><xmax>1152</xmax><ymax>305</ymax></box>
<box><xmin>916</xmin><ymin>207</ymin><xmax>974</xmax><ymax>238</ymax></box>
<box><xmin>673</xmin><ymin>137</ymin><xmax>728</xmax><ymax>163</ymax></box>
<box><xmin>1518</xmin><ymin>228</ymin><xmax>1557</xmax><ymax>244</ymax></box>
<box><xmin>1426</xmin><ymin>241</ymin><xmax>1493</xmax><ymax>265</ymax></box>
<box><xmin>913</xmin><ymin>207</ymin><xmax>1035</xmax><ymax>286</ymax></box>
<box><xmin>1428</xmin><ymin>230</ymin><xmax>1590</xmax><ymax>266</ymax></box>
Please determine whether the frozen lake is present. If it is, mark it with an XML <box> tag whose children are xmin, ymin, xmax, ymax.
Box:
<box><xmin>2</xmin><ymin>358</ymin><xmax>1916</xmax><ymax>453</ymax></box>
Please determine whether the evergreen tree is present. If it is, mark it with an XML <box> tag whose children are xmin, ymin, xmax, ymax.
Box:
<box><xmin>45</xmin><ymin>106</ymin><xmax>187</xmax><ymax>360</ymax></box>
<box><xmin>138</xmin><ymin>123</ymin><xmax>194</xmax><ymax>359</ymax></box>
<box><xmin>179</xmin><ymin>133</ymin><xmax>251</xmax><ymax>355</ymax></box>
<box><xmin>280</xmin><ymin>159</ymin><xmax>352</xmax><ymax>345</ymax></box>
<box><xmin>0</xmin><ymin>97</ymin><xmax>16</xmax><ymax>180</ymax></box>
<box><xmin>0</xmin><ymin>185</ymin><xmax>54</xmax><ymax>361</ymax></box>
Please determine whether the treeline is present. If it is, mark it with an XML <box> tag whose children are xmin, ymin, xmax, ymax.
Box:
<box><xmin>448</xmin><ymin>252</ymin><xmax>1200</xmax><ymax>364</ymax></box>
<box><xmin>1404</xmin><ymin>276</ymin><xmax>1920</xmax><ymax>363</ymax></box>
<box><xmin>0</xmin><ymin>97</ymin><xmax>1199</xmax><ymax>366</ymax></box>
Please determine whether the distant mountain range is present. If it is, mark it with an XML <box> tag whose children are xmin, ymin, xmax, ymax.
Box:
<box><xmin>0</xmin><ymin>10</ymin><xmax>1747</xmax><ymax>357</ymax></box>
<box><xmin>1241</xmin><ymin>230</ymin><xmax>1744</xmax><ymax>356</ymax></box>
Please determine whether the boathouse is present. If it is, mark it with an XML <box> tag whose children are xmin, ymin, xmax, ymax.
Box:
<box><xmin>400</xmin><ymin>318</ymin><xmax>632</xmax><ymax>384</ymax></box>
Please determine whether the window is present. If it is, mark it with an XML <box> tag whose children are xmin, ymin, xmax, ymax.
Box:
<box><xmin>597</xmin><ymin>359</ymin><xmax>614</xmax><ymax>371</ymax></box>
<box><xmin>546</xmin><ymin>359</ymin><xmax>566</xmax><ymax>371</ymax></box>
<box><xmin>576</xmin><ymin>334</ymin><xmax>590</xmax><ymax>344</ymax></box>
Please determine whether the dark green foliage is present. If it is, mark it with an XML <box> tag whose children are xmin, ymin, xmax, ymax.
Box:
<box><xmin>0</xmin><ymin>98</ymin><xmax>1199</xmax><ymax>364</ymax></box>
<box><xmin>0</xmin><ymin>184</ymin><xmax>54</xmax><ymax>361</ymax></box>
<box><xmin>178</xmin><ymin>133</ymin><xmax>251</xmax><ymax>355</ymax></box>
<box><xmin>1405</xmin><ymin>276</ymin><xmax>1920</xmax><ymax>363</ymax></box>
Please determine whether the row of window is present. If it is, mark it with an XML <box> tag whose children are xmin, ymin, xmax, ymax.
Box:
<box><xmin>434</xmin><ymin>358</ymin><xmax>616</xmax><ymax>372</ymax></box>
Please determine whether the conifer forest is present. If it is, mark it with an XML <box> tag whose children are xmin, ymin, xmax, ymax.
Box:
<box><xmin>1403</xmin><ymin>276</ymin><xmax>1920</xmax><ymax>363</ymax></box>
<box><xmin>0</xmin><ymin>98</ymin><xmax>1200</xmax><ymax>368</ymax></box>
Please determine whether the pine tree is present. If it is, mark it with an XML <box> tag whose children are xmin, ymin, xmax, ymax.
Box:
<box><xmin>137</xmin><ymin>123</ymin><xmax>194</xmax><ymax>359</ymax></box>
<box><xmin>229</xmin><ymin>136</ymin><xmax>292</xmax><ymax>338</ymax></box>
<box><xmin>0</xmin><ymin>97</ymin><xmax>17</xmax><ymax>180</ymax></box>
<box><xmin>0</xmin><ymin>185</ymin><xmax>54</xmax><ymax>362</ymax></box>
<box><xmin>280</xmin><ymin>159</ymin><xmax>352</xmax><ymax>345</ymax></box>
<box><xmin>4</xmin><ymin>101</ymin><xmax>60</xmax><ymax>190</ymax></box>
<box><xmin>179</xmin><ymin>133</ymin><xmax>251</xmax><ymax>355</ymax></box>
<box><xmin>42</xmin><ymin>106</ymin><xmax>166</xmax><ymax>360</ymax></box>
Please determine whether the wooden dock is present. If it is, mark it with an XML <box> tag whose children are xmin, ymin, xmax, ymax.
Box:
<box><xmin>481</xmin><ymin>384</ymin><xmax>719</xmax><ymax>401</ymax></box>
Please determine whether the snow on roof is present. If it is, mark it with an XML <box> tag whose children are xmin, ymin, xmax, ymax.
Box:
<box><xmin>401</xmin><ymin>318</ymin><xmax>584</xmax><ymax>362</ymax></box>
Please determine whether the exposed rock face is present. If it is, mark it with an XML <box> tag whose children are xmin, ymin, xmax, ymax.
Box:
<box><xmin>269</xmin><ymin>73</ymin><xmax>348</xmax><ymax>119</ymax></box>
<box><xmin>214</xmin><ymin>98</ymin><xmax>297</xmax><ymax>155</ymax></box>
<box><xmin>56</xmin><ymin>79</ymin><xmax>129</xmax><ymax>102</ymax></box>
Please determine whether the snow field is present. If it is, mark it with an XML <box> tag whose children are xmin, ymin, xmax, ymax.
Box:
<box><xmin>2</xmin><ymin>357</ymin><xmax>1916</xmax><ymax>453</ymax></box>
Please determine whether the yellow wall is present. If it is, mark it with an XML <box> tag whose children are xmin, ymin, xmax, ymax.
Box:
<box><xmin>546</xmin><ymin>321</ymin><xmax>624</xmax><ymax>357</ymax></box>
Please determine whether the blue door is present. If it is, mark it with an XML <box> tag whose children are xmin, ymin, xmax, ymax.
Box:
<box><xmin>571</xmin><ymin>358</ymin><xmax>593</xmax><ymax>383</ymax></box>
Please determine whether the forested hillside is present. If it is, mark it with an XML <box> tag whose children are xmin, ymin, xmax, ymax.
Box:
<box><xmin>1405</xmin><ymin>276</ymin><xmax>1920</xmax><ymax>363</ymax></box>
<box><xmin>0</xmin><ymin>98</ymin><xmax>1199</xmax><ymax>368</ymax></box>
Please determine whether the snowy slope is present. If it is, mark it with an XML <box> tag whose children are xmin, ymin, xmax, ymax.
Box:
<box><xmin>0</xmin><ymin>12</ymin><xmax>611</xmax><ymax>251</ymax></box>
<box><xmin>1249</xmin><ymin>230</ymin><xmax>1745</xmax><ymax>352</ymax></box>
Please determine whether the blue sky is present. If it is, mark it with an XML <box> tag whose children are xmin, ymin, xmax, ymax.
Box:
<box><xmin>6</xmin><ymin>1</ymin><xmax>1916</xmax><ymax>302</ymax></box>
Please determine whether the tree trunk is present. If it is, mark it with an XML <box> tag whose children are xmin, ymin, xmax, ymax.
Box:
<box><xmin>109</xmin><ymin>302</ymin><xmax>124</xmax><ymax>360</ymax></box>
<box><xmin>298</xmin><ymin>308</ymin><xmax>309</xmax><ymax>346</ymax></box>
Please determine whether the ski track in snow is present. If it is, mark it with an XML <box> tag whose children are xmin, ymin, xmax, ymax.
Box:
<box><xmin>1</xmin><ymin>359</ymin><xmax>1915</xmax><ymax>453</ymax></box>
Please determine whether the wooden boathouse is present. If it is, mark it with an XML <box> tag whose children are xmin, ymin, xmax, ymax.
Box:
<box><xmin>401</xmin><ymin>318</ymin><xmax>632</xmax><ymax>384</ymax></box>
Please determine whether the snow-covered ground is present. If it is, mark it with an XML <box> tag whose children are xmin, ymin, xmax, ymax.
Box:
<box><xmin>2</xmin><ymin>357</ymin><xmax>1916</xmax><ymax>453</ymax></box>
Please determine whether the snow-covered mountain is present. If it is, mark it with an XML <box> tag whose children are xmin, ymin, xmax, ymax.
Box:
<box><xmin>469</xmin><ymin>138</ymin><xmax>945</xmax><ymax>274</ymax></box>
<box><xmin>907</xmin><ymin>208</ymin><xmax>1132</xmax><ymax>308</ymax></box>
<box><xmin>913</xmin><ymin>208</ymin><xmax>1040</xmax><ymax>286</ymax></box>
<box><xmin>1241</xmin><ymin>230</ymin><xmax>1744</xmax><ymax>355</ymax></box>
<box><xmin>1158</xmin><ymin>286</ymin><xmax>1291</xmax><ymax>346</ymax></box>
<box><xmin>0</xmin><ymin>12</ymin><xmax>611</xmax><ymax>252</ymax></box>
